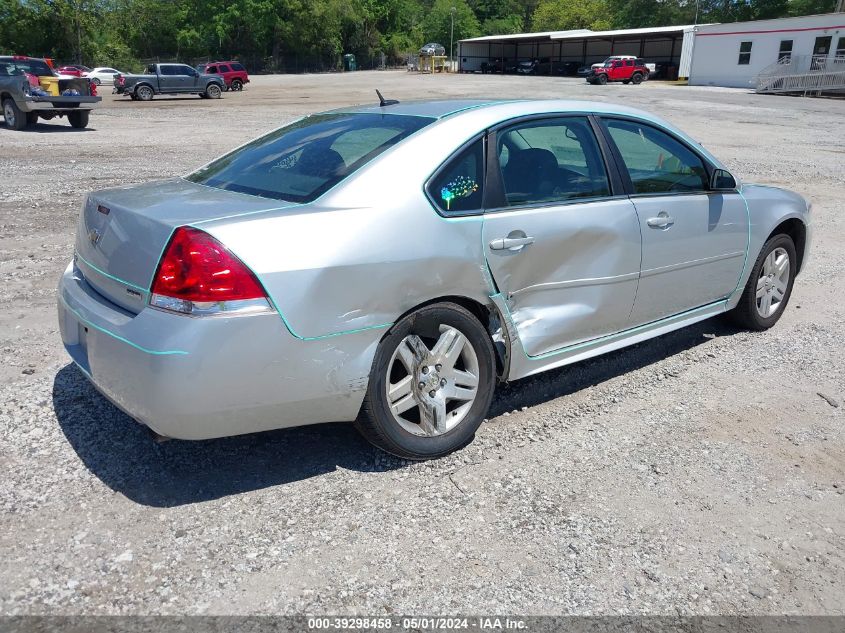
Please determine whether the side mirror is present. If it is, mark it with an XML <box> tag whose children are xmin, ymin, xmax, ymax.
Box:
<box><xmin>710</xmin><ymin>168</ymin><xmax>737</xmax><ymax>190</ymax></box>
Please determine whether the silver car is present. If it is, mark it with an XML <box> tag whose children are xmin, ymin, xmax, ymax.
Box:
<box><xmin>58</xmin><ymin>99</ymin><xmax>811</xmax><ymax>459</ymax></box>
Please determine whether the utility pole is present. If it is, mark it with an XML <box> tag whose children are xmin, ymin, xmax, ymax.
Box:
<box><xmin>694</xmin><ymin>0</ymin><xmax>700</xmax><ymax>25</ymax></box>
<box><xmin>449</xmin><ymin>6</ymin><xmax>456</xmax><ymax>70</ymax></box>
<box><xmin>77</xmin><ymin>0</ymin><xmax>83</xmax><ymax>64</ymax></box>
<box><xmin>836</xmin><ymin>0</ymin><xmax>844</xmax><ymax>13</ymax></box>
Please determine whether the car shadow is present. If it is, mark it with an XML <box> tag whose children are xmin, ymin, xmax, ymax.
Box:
<box><xmin>53</xmin><ymin>316</ymin><xmax>740</xmax><ymax>507</ymax></box>
<box><xmin>52</xmin><ymin>364</ymin><xmax>399</xmax><ymax>508</ymax></box>
<box><xmin>487</xmin><ymin>316</ymin><xmax>740</xmax><ymax>417</ymax></box>
<box><xmin>29</xmin><ymin>123</ymin><xmax>93</xmax><ymax>133</ymax></box>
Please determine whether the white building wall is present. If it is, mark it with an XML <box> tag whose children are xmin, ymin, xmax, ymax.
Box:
<box><xmin>689</xmin><ymin>13</ymin><xmax>845</xmax><ymax>87</ymax></box>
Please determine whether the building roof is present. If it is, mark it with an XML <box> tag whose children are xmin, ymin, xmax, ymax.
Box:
<box><xmin>551</xmin><ymin>24</ymin><xmax>698</xmax><ymax>39</ymax></box>
<box><xmin>460</xmin><ymin>24</ymin><xmax>700</xmax><ymax>44</ymax></box>
<box><xmin>459</xmin><ymin>30</ymin><xmax>591</xmax><ymax>43</ymax></box>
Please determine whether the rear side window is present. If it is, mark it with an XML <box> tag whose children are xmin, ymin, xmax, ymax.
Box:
<box><xmin>218</xmin><ymin>64</ymin><xmax>231</xmax><ymax>72</ymax></box>
<box><xmin>427</xmin><ymin>139</ymin><xmax>485</xmax><ymax>215</ymax></box>
<box><xmin>232</xmin><ymin>63</ymin><xmax>246</xmax><ymax>71</ymax></box>
<box><xmin>496</xmin><ymin>116</ymin><xmax>610</xmax><ymax>207</ymax></box>
<box><xmin>0</xmin><ymin>58</ymin><xmax>53</xmax><ymax>76</ymax></box>
<box><xmin>188</xmin><ymin>113</ymin><xmax>433</xmax><ymax>203</ymax></box>
<box><xmin>602</xmin><ymin>119</ymin><xmax>708</xmax><ymax>194</ymax></box>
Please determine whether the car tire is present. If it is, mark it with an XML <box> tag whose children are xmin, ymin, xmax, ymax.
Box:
<box><xmin>356</xmin><ymin>302</ymin><xmax>496</xmax><ymax>460</ymax></box>
<box><xmin>631</xmin><ymin>72</ymin><xmax>643</xmax><ymax>85</ymax></box>
<box><xmin>3</xmin><ymin>98</ymin><xmax>28</xmax><ymax>131</ymax></box>
<box><xmin>231</xmin><ymin>79</ymin><xmax>243</xmax><ymax>91</ymax></box>
<box><xmin>68</xmin><ymin>110</ymin><xmax>90</xmax><ymax>129</ymax></box>
<box><xmin>596</xmin><ymin>74</ymin><xmax>608</xmax><ymax>85</ymax></box>
<box><xmin>729</xmin><ymin>234</ymin><xmax>797</xmax><ymax>331</ymax></box>
<box><xmin>205</xmin><ymin>83</ymin><xmax>222</xmax><ymax>99</ymax></box>
<box><xmin>92</xmin><ymin>77</ymin><xmax>101</xmax><ymax>86</ymax></box>
<box><xmin>136</xmin><ymin>85</ymin><xmax>154</xmax><ymax>101</ymax></box>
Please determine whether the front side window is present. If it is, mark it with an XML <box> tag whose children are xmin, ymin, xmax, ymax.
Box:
<box><xmin>602</xmin><ymin>119</ymin><xmax>708</xmax><ymax>194</ymax></box>
<box><xmin>496</xmin><ymin>117</ymin><xmax>610</xmax><ymax>207</ymax></box>
<box><xmin>188</xmin><ymin>113</ymin><xmax>433</xmax><ymax>203</ymax></box>
<box><xmin>207</xmin><ymin>66</ymin><xmax>217</xmax><ymax>73</ymax></box>
<box><xmin>427</xmin><ymin>139</ymin><xmax>485</xmax><ymax>214</ymax></box>
<box><xmin>738</xmin><ymin>41</ymin><xmax>752</xmax><ymax>65</ymax></box>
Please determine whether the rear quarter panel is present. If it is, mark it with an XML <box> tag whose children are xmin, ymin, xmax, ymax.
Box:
<box><xmin>197</xmin><ymin>114</ymin><xmax>496</xmax><ymax>341</ymax></box>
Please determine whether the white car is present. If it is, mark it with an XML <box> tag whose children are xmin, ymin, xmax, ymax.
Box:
<box><xmin>86</xmin><ymin>67</ymin><xmax>123</xmax><ymax>86</ymax></box>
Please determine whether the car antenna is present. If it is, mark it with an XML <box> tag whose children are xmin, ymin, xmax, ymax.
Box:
<box><xmin>376</xmin><ymin>89</ymin><xmax>399</xmax><ymax>107</ymax></box>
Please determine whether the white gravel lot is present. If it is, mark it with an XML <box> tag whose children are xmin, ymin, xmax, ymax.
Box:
<box><xmin>0</xmin><ymin>72</ymin><xmax>843</xmax><ymax>616</ymax></box>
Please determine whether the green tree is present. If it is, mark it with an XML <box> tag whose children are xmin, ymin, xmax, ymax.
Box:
<box><xmin>422</xmin><ymin>0</ymin><xmax>481</xmax><ymax>56</ymax></box>
<box><xmin>532</xmin><ymin>0</ymin><xmax>612</xmax><ymax>30</ymax></box>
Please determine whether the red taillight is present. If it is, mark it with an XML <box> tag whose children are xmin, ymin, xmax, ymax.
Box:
<box><xmin>151</xmin><ymin>227</ymin><xmax>268</xmax><ymax>313</ymax></box>
<box><xmin>89</xmin><ymin>80</ymin><xmax>97</xmax><ymax>96</ymax></box>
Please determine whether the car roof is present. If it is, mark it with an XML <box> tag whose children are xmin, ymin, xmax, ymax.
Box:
<box><xmin>327</xmin><ymin>98</ymin><xmax>668</xmax><ymax>123</ymax></box>
<box><xmin>324</xmin><ymin>98</ymin><xmax>722</xmax><ymax>166</ymax></box>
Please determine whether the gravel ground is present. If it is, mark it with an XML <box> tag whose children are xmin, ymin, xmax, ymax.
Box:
<box><xmin>1</xmin><ymin>72</ymin><xmax>844</xmax><ymax>616</ymax></box>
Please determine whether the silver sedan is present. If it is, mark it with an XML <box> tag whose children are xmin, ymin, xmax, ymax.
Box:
<box><xmin>58</xmin><ymin>99</ymin><xmax>811</xmax><ymax>459</ymax></box>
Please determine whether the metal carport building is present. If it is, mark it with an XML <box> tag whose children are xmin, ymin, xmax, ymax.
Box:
<box><xmin>458</xmin><ymin>24</ymin><xmax>698</xmax><ymax>79</ymax></box>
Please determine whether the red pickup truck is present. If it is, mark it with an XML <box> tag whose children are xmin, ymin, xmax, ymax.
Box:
<box><xmin>587</xmin><ymin>58</ymin><xmax>650</xmax><ymax>85</ymax></box>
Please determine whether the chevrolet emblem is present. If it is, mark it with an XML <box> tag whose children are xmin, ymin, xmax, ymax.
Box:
<box><xmin>88</xmin><ymin>228</ymin><xmax>101</xmax><ymax>245</ymax></box>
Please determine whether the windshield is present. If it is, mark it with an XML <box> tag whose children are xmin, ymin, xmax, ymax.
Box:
<box><xmin>0</xmin><ymin>58</ymin><xmax>54</xmax><ymax>77</ymax></box>
<box><xmin>187</xmin><ymin>113</ymin><xmax>434</xmax><ymax>203</ymax></box>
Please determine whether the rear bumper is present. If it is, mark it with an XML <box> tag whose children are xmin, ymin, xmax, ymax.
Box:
<box><xmin>22</xmin><ymin>96</ymin><xmax>101</xmax><ymax>112</ymax></box>
<box><xmin>57</xmin><ymin>261</ymin><xmax>379</xmax><ymax>440</ymax></box>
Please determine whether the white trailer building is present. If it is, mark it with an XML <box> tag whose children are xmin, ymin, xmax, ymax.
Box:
<box><xmin>689</xmin><ymin>13</ymin><xmax>845</xmax><ymax>88</ymax></box>
<box><xmin>457</xmin><ymin>13</ymin><xmax>844</xmax><ymax>89</ymax></box>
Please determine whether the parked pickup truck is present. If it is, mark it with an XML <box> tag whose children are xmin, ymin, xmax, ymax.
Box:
<box><xmin>586</xmin><ymin>58</ymin><xmax>651</xmax><ymax>85</ymax></box>
<box><xmin>118</xmin><ymin>63</ymin><xmax>225</xmax><ymax>101</ymax></box>
<box><xmin>1</xmin><ymin>56</ymin><xmax>100</xmax><ymax>130</ymax></box>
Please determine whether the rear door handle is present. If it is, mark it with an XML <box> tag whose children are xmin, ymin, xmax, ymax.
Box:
<box><xmin>489</xmin><ymin>236</ymin><xmax>535</xmax><ymax>251</ymax></box>
<box><xmin>646</xmin><ymin>212</ymin><xmax>674</xmax><ymax>229</ymax></box>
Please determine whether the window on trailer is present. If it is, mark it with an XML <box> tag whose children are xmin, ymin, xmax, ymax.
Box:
<box><xmin>778</xmin><ymin>40</ymin><xmax>793</xmax><ymax>63</ymax></box>
<box><xmin>738</xmin><ymin>41</ymin><xmax>752</xmax><ymax>65</ymax></box>
<box><xmin>836</xmin><ymin>37</ymin><xmax>845</xmax><ymax>63</ymax></box>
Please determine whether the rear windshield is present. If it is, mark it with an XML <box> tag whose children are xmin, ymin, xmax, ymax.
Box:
<box><xmin>0</xmin><ymin>58</ymin><xmax>54</xmax><ymax>77</ymax></box>
<box><xmin>187</xmin><ymin>113</ymin><xmax>433</xmax><ymax>203</ymax></box>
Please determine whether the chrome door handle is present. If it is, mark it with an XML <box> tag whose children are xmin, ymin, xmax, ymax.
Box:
<box><xmin>647</xmin><ymin>212</ymin><xmax>674</xmax><ymax>229</ymax></box>
<box><xmin>489</xmin><ymin>236</ymin><xmax>535</xmax><ymax>251</ymax></box>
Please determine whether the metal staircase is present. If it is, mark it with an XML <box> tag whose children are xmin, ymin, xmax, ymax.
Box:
<box><xmin>755</xmin><ymin>54</ymin><xmax>845</xmax><ymax>95</ymax></box>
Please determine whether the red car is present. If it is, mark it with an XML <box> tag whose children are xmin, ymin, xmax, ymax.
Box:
<box><xmin>56</xmin><ymin>64</ymin><xmax>91</xmax><ymax>77</ymax></box>
<box><xmin>587</xmin><ymin>58</ymin><xmax>649</xmax><ymax>85</ymax></box>
<box><xmin>195</xmin><ymin>61</ymin><xmax>249</xmax><ymax>91</ymax></box>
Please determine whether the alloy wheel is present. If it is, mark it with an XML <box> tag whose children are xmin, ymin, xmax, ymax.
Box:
<box><xmin>4</xmin><ymin>101</ymin><xmax>15</xmax><ymax>127</ymax></box>
<box><xmin>386</xmin><ymin>324</ymin><xmax>480</xmax><ymax>437</ymax></box>
<box><xmin>756</xmin><ymin>246</ymin><xmax>790</xmax><ymax>318</ymax></box>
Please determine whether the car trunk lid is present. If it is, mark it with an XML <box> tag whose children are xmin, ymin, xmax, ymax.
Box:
<box><xmin>74</xmin><ymin>178</ymin><xmax>295</xmax><ymax>313</ymax></box>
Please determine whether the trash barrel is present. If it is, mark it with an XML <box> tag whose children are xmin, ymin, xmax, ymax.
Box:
<box><xmin>343</xmin><ymin>54</ymin><xmax>357</xmax><ymax>71</ymax></box>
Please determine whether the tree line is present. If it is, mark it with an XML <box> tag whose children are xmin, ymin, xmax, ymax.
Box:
<box><xmin>0</xmin><ymin>0</ymin><xmax>837</xmax><ymax>72</ymax></box>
